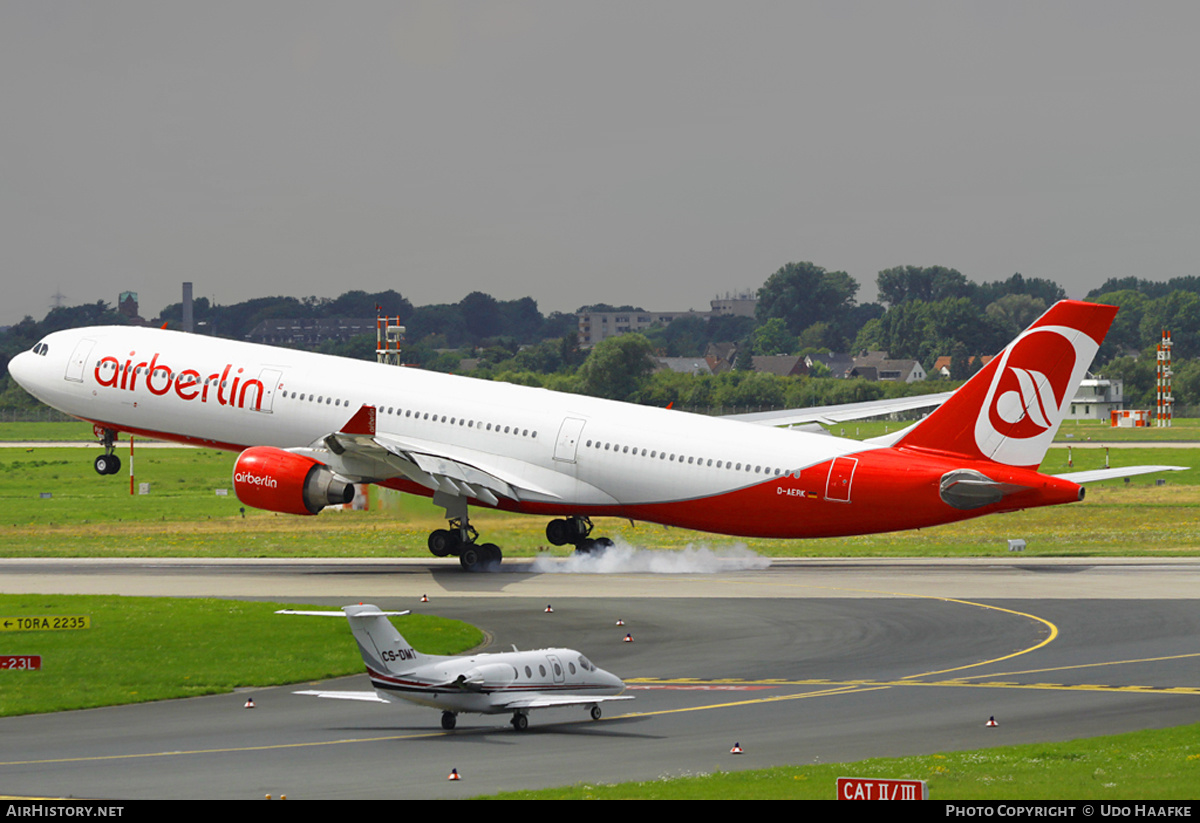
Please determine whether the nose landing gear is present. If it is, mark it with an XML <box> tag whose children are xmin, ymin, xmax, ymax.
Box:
<box><xmin>93</xmin><ymin>427</ymin><xmax>121</xmax><ymax>475</ymax></box>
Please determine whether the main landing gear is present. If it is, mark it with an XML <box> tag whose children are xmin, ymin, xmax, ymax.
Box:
<box><xmin>426</xmin><ymin>498</ymin><xmax>612</xmax><ymax>571</ymax></box>
<box><xmin>427</xmin><ymin>498</ymin><xmax>503</xmax><ymax>572</ymax></box>
<box><xmin>427</xmin><ymin>519</ymin><xmax>503</xmax><ymax>571</ymax></box>
<box><xmin>545</xmin><ymin>516</ymin><xmax>614</xmax><ymax>555</ymax></box>
<box><xmin>93</xmin><ymin>428</ymin><xmax>121</xmax><ymax>476</ymax></box>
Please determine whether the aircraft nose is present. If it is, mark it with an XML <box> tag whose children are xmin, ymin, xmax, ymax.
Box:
<box><xmin>7</xmin><ymin>349</ymin><xmax>36</xmax><ymax>391</ymax></box>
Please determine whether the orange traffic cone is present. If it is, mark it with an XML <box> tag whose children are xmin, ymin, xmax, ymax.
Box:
<box><xmin>730</xmin><ymin>742</ymin><xmax>743</xmax><ymax>754</ymax></box>
<box><xmin>544</xmin><ymin>604</ymin><xmax>554</xmax><ymax>613</ymax></box>
<box><xmin>623</xmin><ymin>633</ymin><xmax>633</xmax><ymax>642</ymax></box>
<box><xmin>448</xmin><ymin>768</ymin><xmax>461</xmax><ymax>781</ymax></box>
<box><xmin>244</xmin><ymin>698</ymin><xmax>256</xmax><ymax>709</ymax></box>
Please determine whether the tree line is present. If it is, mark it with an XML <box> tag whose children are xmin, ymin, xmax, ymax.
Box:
<box><xmin>3</xmin><ymin>265</ymin><xmax>1200</xmax><ymax>413</ymax></box>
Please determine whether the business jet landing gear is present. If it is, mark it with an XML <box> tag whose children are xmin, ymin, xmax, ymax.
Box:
<box><xmin>428</xmin><ymin>496</ymin><xmax>503</xmax><ymax>571</ymax></box>
<box><xmin>441</xmin><ymin>711</ymin><xmax>457</xmax><ymax>731</ymax></box>
<box><xmin>546</xmin><ymin>516</ymin><xmax>614</xmax><ymax>555</ymax></box>
<box><xmin>93</xmin><ymin>428</ymin><xmax>121</xmax><ymax>476</ymax></box>
<box><xmin>511</xmin><ymin>711</ymin><xmax>529</xmax><ymax>731</ymax></box>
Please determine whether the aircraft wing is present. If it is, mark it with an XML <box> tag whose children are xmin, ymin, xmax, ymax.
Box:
<box><xmin>289</xmin><ymin>406</ymin><xmax>560</xmax><ymax>505</ymax></box>
<box><xmin>495</xmin><ymin>694</ymin><xmax>636</xmax><ymax>711</ymax></box>
<box><xmin>1053</xmin><ymin>465</ymin><xmax>1189</xmax><ymax>484</ymax></box>
<box><xmin>723</xmin><ymin>390</ymin><xmax>956</xmax><ymax>428</ymax></box>
<box><xmin>293</xmin><ymin>689</ymin><xmax>388</xmax><ymax>703</ymax></box>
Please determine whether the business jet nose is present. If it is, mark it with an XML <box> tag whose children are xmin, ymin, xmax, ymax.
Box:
<box><xmin>603</xmin><ymin>668</ymin><xmax>626</xmax><ymax>694</ymax></box>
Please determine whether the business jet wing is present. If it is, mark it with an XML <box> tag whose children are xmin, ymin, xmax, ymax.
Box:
<box><xmin>723</xmin><ymin>390</ymin><xmax>956</xmax><ymax>428</ymax></box>
<box><xmin>289</xmin><ymin>406</ymin><xmax>560</xmax><ymax>505</ymax></box>
<box><xmin>496</xmin><ymin>694</ymin><xmax>636</xmax><ymax>710</ymax></box>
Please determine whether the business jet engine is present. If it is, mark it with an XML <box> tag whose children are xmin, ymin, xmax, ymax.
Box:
<box><xmin>232</xmin><ymin>446</ymin><xmax>355</xmax><ymax>516</ymax></box>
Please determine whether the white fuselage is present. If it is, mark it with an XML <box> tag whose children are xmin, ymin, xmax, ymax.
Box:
<box><xmin>10</xmin><ymin>325</ymin><xmax>881</xmax><ymax>536</ymax></box>
<box><xmin>367</xmin><ymin>647</ymin><xmax>626</xmax><ymax>714</ymax></box>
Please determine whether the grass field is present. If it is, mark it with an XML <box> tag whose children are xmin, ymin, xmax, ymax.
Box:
<box><xmin>482</xmin><ymin>724</ymin><xmax>1200</xmax><ymax>799</ymax></box>
<box><xmin>0</xmin><ymin>423</ymin><xmax>1195</xmax><ymax>558</ymax></box>
<box><xmin>0</xmin><ymin>594</ymin><xmax>481</xmax><ymax>717</ymax></box>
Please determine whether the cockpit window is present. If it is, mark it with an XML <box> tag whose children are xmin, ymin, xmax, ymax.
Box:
<box><xmin>32</xmin><ymin>342</ymin><xmax>49</xmax><ymax>356</ymax></box>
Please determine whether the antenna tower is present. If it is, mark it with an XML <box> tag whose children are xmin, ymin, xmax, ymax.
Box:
<box><xmin>376</xmin><ymin>311</ymin><xmax>406</xmax><ymax>366</ymax></box>
<box><xmin>1156</xmin><ymin>329</ymin><xmax>1173</xmax><ymax>427</ymax></box>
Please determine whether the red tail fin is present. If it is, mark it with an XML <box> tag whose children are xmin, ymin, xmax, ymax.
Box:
<box><xmin>895</xmin><ymin>300</ymin><xmax>1117</xmax><ymax>469</ymax></box>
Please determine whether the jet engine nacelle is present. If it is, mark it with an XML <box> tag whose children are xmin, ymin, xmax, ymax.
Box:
<box><xmin>233</xmin><ymin>446</ymin><xmax>355</xmax><ymax>516</ymax></box>
<box><xmin>455</xmin><ymin>663</ymin><xmax>517</xmax><ymax>691</ymax></box>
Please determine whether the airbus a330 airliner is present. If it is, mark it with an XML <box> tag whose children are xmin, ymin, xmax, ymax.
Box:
<box><xmin>8</xmin><ymin>300</ymin><xmax>1179</xmax><ymax>569</ymax></box>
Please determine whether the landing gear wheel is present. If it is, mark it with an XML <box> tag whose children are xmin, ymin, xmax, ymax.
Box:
<box><xmin>574</xmin><ymin>538</ymin><xmax>596</xmax><ymax>555</ymax></box>
<box><xmin>460</xmin><ymin>545</ymin><xmax>482</xmax><ymax>570</ymax></box>
<box><xmin>546</xmin><ymin>518</ymin><xmax>572</xmax><ymax>546</ymax></box>
<box><xmin>590</xmin><ymin>705</ymin><xmax>602</xmax><ymax>721</ymax></box>
<box><xmin>441</xmin><ymin>711</ymin><xmax>457</xmax><ymax>730</ymax></box>
<box><xmin>511</xmin><ymin>712</ymin><xmax>528</xmax><ymax>731</ymax></box>
<box><xmin>480</xmin><ymin>543</ymin><xmax>502</xmax><ymax>565</ymax></box>
<box><xmin>94</xmin><ymin>454</ymin><xmax>120</xmax><ymax>476</ymax></box>
<box><xmin>428</xmin><ymin>529</ymin><xmax>459</xmax><ymax>557</ymax></box>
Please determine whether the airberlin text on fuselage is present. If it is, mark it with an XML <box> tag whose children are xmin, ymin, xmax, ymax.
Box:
<box><xmin>93</xmin><ymin>352</ymin><xmax>264</xmax><ymax>411</ymax></box>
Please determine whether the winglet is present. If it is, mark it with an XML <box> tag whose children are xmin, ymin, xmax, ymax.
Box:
<box><xmin>341</xmin><ymin>404</ymin><xmax>376</xmax><ymax>436</ymax></box>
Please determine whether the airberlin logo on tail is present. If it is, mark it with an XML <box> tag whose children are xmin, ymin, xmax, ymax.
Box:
<box><xmin>93</xmin><ymin>351</ymin><xmax>265</xmax><ymax>411</ymax></box>
<box><xmin>974</xmin><ymin>326</ymin><xmax>1095</xmax><ymax>467</ymax></box>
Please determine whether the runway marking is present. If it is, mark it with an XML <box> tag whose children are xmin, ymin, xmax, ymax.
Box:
<box><xmin>710</xmin><ymin>577</ymin><xmax>1064</xmax><ymax>681</ymax></box>
<box><xmin>0</xmin><ymin>732</ymin><xmax>447</xmax><ymax>767</ymax></box>
<box><xmin>941</xmin><ymin>651</ymin><xmax>1200</xmax><ymax>681</ymax></box>
<box><xmin>628</xmin><ymin>677</ymin><xmax>1200</xmax><ymax>696</ymax></box>
<box><xmin>899</xmin><ymin>598</ymin><xmax>1059</xmax><ymax>680</ymax></box>
<box><xmin>617</xmin><ymin>684</ymin><xmax>893</xmax><ymax>720</ymax></box>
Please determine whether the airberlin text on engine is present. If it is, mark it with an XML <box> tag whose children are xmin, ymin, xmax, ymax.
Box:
<box><xmin>93</xmin><ymin>352</ymin><xmax>265</xmax><ymax>411</ymax></box>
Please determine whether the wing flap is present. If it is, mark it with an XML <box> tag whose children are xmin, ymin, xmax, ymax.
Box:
<box><xmin>296</xmin><ymin>405</ymin><xmax>562</xmax><ymax>503</ymax></box>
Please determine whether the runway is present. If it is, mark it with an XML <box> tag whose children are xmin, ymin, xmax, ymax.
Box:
<box><xmin>1</xmin><ymin>557</ymin><xmax>1199</xmax><ymax>799</ymax></box>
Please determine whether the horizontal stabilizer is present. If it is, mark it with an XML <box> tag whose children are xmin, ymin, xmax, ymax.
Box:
<box><xmin>293</xmin><ymin>690</ymin><xmax>388</xmax><ymax>703</ymax></box>
<box><xmin>1054</xmin><ymin>465</ymin><xmax>1188</xmax><ymax>484</ymax></box>
<box><xmin>277</xmin><ymin>609</ymin><xmax>411</xmax><ymax>618</ymax></box>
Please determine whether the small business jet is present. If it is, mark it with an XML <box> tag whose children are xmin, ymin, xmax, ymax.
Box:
<box><xmin>7</xmin><ymin>300</ymin><xmax>1180</xmax><ymax>569</ymax></box>
<box><xmin>280</xmin><ymin>604</ymin><xmax>631</xmax><ymax>730</ymax></box>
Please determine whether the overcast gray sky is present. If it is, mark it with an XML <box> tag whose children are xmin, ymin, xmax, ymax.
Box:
<box><xmin>3</xmin><ymin>1</ymin><xmax>1198</xmax><ymax>326</ymax></box>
